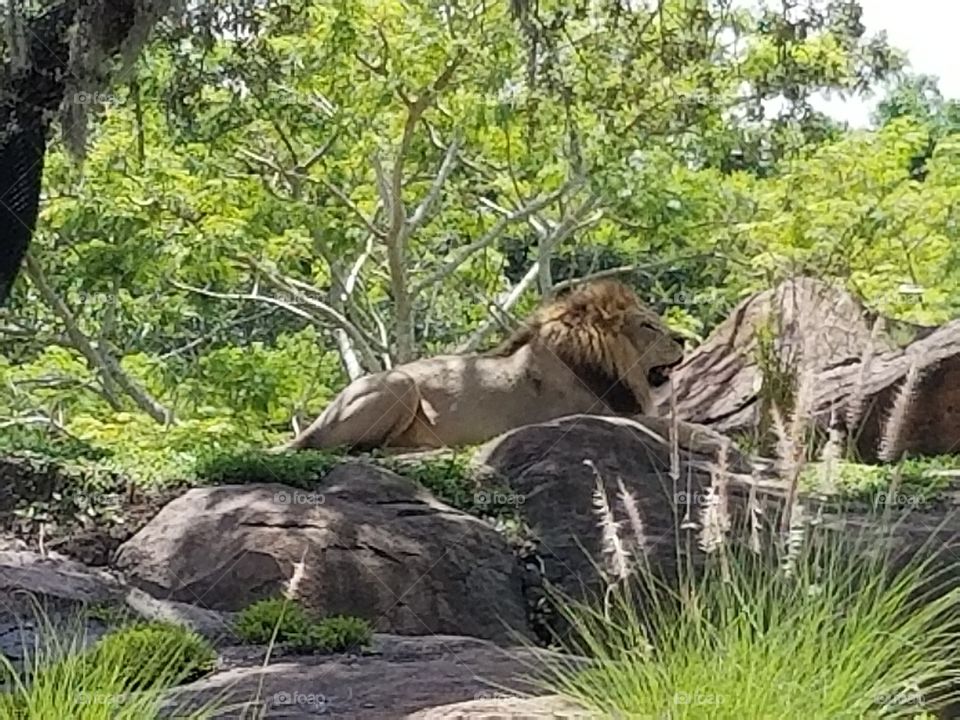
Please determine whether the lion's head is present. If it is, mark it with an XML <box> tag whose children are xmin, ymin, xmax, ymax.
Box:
<box><xmin>489</xmin><ymin>280</ymin><xmax>685</xmax><ymax>413</ymax></box>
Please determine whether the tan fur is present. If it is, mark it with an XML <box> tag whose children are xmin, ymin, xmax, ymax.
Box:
<box><xmin>280</xmin><ymin>280</ymin><xmax>685</xmax><ymax>452</ymax></box>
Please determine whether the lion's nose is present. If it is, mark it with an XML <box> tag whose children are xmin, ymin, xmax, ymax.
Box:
<box><xmin>672</xmin><ymin>333</ymin><xmax>687</xmax><ymax>349</ymax></box>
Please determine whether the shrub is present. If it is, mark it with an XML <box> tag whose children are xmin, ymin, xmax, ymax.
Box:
<box><xmin>803</xmin><ymin>454</ymin><xmax>960</xmax><ymax>503</ymax></box>
<box><xmin>298</xmin><ymin>615</ymin><xmax>373</xmax><ymax>652</ymax></box>
<box><xmin>234</xmin><ymin>598</ymin><xmax>372</xmax><ymax>652</ymax></box>
<box><xmin>234</xmin><ymin>597</ymin><xmax>313</xmax><ymax>644</ymax></box>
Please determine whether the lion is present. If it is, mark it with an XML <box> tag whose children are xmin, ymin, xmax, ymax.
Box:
<box><xmin>278</xmin><ymin>280</ymin><xmax>685</xmax><ymax>452</ymax></box>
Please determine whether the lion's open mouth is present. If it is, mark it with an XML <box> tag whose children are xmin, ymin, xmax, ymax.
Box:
<box><xmin>647</xmin><ymin>357</ymin><xmax>683</xmax><ymax>388</ymax></box>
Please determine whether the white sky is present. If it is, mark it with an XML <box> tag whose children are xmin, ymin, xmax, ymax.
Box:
<box><xmin>813</xmin><ymin>0</ymin><xmax>960</xmax><ymax>127</ymax></box>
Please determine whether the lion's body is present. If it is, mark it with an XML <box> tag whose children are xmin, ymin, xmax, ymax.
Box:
<box><xmin>281</xmin><ymin>280</ymin><xmax>684</xmax><ymax>452</ymax></box>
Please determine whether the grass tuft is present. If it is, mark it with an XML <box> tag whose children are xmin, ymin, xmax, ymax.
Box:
<box><xmin>0</xmin><ymin>616</ymin><xmax>218</xmax><ymax>719</ymax></box>
<box><xmin>538</xmin><ymin>511</ymin><xmax>960</xmax><ymax>719</ymax></box>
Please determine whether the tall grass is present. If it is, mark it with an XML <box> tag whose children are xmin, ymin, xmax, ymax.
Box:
<box><xmin>539</xmin><ymin>521</ymin><xmax>960</xmax><ymax>719</ymax></box>
<box><xmin>0</xmin><ymin>612</ymin><xmax>219</xmax><ymax>719</ymax></box>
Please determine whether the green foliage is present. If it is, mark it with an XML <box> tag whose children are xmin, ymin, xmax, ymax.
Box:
<box><xmin>0</xmin><ymin>426</ymin><xmax>108</xmax><ymax>462</ymax></box>
<box><xmin>79</xmin><ymin>622</ymin><xmax>216</xmax><ymax>691</ymax></box>
<box><xmin>82</xmin><ymin>603</ymin><xmax>136</xmax><ymax>628</ymax></box>
<box><xmin>379</xmin><ymin>451</ymin><xmax>475</xmax><ymax>505</ymax></box>
<box><xmin>0</xmin><ymin>0</ymin><xmax>955</xmax><ymax>500</ymax></box>
<box><xmin>0</xmin><ymin>620</ymin><xmax>217</xmax><ymax>719</ymax></box>
<box><xmin>540</xmin><ymin>519</ymin><xmax>960</xmax><ymax>718</ymax></box>
<box><xmin>194</xmin><ymin>449</ymin><xmax>342</xmax><ymax>488</ymax></box>
<box><xmin>234</xmin><ymin>598</ymin><xmax>372</xmax><ymax>652</ymax></box>
<box><xmin>803</xmin><ymin>455</ymin><xmax>960</xmax><ymax>503</ymax></box>
<box><xmin>378</xmin><ymin>450</ymin><xmax>521</xmax><ymax>519</ymax></box>
<box><xmin>0</xmin><ymin>449</ymin><xmax>128</xmax><ymax>533</ymax></box>
<box><xmin>234</xmin><ymin>597</ymin><xmax>310</xmax><ymax>645</ymax></box>
<box><xmin>300</xmin><ymin>615</ymin><xmax>374</xmax><ymax>653</ymax></box>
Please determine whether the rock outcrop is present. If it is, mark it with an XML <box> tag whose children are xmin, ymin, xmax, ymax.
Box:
<box><xmin>657</xmin><ymin>276</ymin><xmax>959</xmax><ymax>460</ymax></box>
<box><xmin>476</xmin><ymin>414</ymin><xmax>773</xmax><ymax>604</ymax></box>
<box><xmin>0</xmin><ymin>550</ymin><xmax>233</xmax><ymax>669</ymax></box>
<box><xmin>116</xmin><ymin>463</ymin><xmax>527</xmax><ymax>643</ymax></box>
<box><xmin>165</xmin><ymin>635</ymin><xmax>590</xmax><ymax>719</ymax></box>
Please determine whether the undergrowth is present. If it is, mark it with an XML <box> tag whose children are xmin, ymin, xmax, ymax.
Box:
<box><xmin>234</xmin><ymin>597</ymin><xmax>372</xmax><ymax>653</ymax></box>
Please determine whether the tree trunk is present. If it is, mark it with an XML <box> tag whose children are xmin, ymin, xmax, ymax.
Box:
<box><xmin>0</xmin><ymin>0</ymin><xmax>170</xmax><ymax>304</ymax></box>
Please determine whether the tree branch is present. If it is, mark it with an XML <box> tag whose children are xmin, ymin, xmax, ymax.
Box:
<box><xmin>456</xmin><ymin>260</ymin><xmax>542</xmax><ymax>353</ymax></box>
<box><xmin>23</xmin><ymin>254</ymin><xmax>173</xmax><ymax>424</ymax></box>
<box><xmin>550</xmin><ymin>253</ymin><xmax>720</xmax><ymax>293</ymax></box>
<box><xmin>296</xmin><ymin>174</ymin><xmax>385</xmax><ymax>238</ymax></box>
<box><xmin>240</xmin><ymin>262</ymin><xmax>386</xmax><ymax>361</ymax></box>
<box><xmin>410</xmin><ymin>180</ymin><xmax>581</xmax><ymax>298</ymax></box>
<box><xmin>405</xmin><ymin>133</ymin><xmax>461</xmax><ymax>234</ymax></box>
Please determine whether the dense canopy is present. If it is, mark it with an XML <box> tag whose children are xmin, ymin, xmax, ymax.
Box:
<box><xmin>1</xmin><ymin>0</ymin><xmax>958</xmax><ymax>482</ymax></box>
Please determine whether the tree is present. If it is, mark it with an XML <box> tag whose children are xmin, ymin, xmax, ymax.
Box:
<box><xmin>2</xmin><ymin>0</ymin><xmax>930</xmax><ymax>483</ymax></box>
<box><xmin>874</xmin><ymin>72</ymin><xmax>960</xmax><ymax>180</ymax></box>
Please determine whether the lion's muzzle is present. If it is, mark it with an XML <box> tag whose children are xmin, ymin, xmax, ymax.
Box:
<box><xmin>648</xmin><ymin>355</ymin><xmax>684</xmax><ymax>388</ymax></box>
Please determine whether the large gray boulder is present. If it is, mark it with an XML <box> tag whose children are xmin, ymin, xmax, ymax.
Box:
<box><xmin>654</xmin><ymin>276</ymin><xmax>960</xmax><ymax>461</ymax></box>
<box><xmin>115</xmin><ymin>464</ymin><xmax>527</xmax><ymax>643</ymax></box>
<box><xmin>476</xmin><ymin>413</ymin><xmax>960</xmax><ymax>609</ymax></box>
<box><xmin>475</xmin><ymin>414</ymin><xmax>773</xmax><ymax>602</ymax></box>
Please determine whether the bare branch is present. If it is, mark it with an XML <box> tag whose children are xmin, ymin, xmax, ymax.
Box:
<box><xmin>156</xmin><ymin>308</ymin><xmax>278</xmax><ymax>361</ymax></box>
<box><xmin>297</xmin><ymin>174</ymin><xmax>384</xmax><ymax>238</ymax></box>
<box><xmin>21</xmin><ymin>259</ymin><xmax>120</xmax><ymax>411</ymax></box>
<box><xmin>372</xmin><ymin>154</ymin><xmax>393</xmax><ymax>218</ymax></box>
<box><xmin>538</xmin><ymin>234</ymin><xmax>554</xmax><ymax>294</ymax></box>
<box><xmin>23</xmin><ymin>254</ymin><xmax>173</xmax><ymax>424</ymax></box>
<box><xmin>367</xmin><ymin>50</ymin><xmax>467</xmax><ymax>363</ymax></box>
<box><xmin>424</xmin><ymin>119</ymin><xmax>503</xmax><ymax>177</ymax></box>
<box><xmin>234</xmin><ymin>259</ymin><xmax>387</xmax><ymax>362</ymax></box>
<box><xmin>172</xmin><ymin>281</ymin><xmax>319</xmax><ymax>323</ymax></box>
<box><xmin>345</xmin><ymin>233</ymin><xmax>375</xmax><ymax>295</ymax></box>
<box><xmin>238</xmin><ymin>148</ymin><xmax>284</xmax><ymax>174</ymax></box>
<box><xmin>0</xmin><ymin>413</ymin><xmax>81</xmax><ymax>441</ymax></box>
<box><xmin>295</xmin><ymin>131</ymin><xmax>341</xmax><ymax>174</ymax></box>
<box><xmin>540</xmin><ymin>198</ymin><xmax>603</xmax><ymax>295</ymax></box>
<box><xmin>411</xmin><ymin>180</ymin><xmax>581</xmax><ymax>298</ymax></box>
<box><xmin>456</xmin><ymin>261</ymin><xmax>541</xmax><ymax>353</ymax></box>
<box><xmin>406</xmin><ymin>134</ymin><xmax>461</xmax><ymax>233</ymax></box>
<box><xmin>550</xmin><ymin>253</ymin><xmax>720</xmax><ymax>293</ymax></box>
<box><xmin>304</xmin><ymin>229</ymin><xmax>382</xmax><ymax>377</ymax></box>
